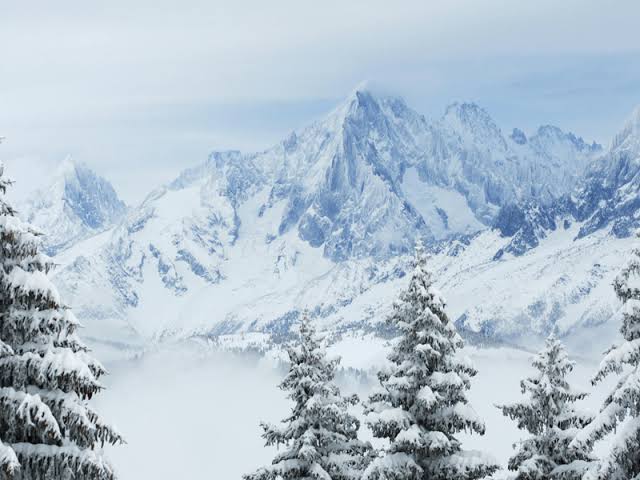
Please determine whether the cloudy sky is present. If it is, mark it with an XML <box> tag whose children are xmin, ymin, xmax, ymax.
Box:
<box><xmin>2</xmin><ymin>0</ymin><xmax>640</xmax><ymax>203</ymax></box>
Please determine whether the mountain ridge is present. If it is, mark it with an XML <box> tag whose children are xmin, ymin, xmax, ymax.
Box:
<box><xmin>20</xmin><ymin>89</ymin><xmax>634</xmax><ymax>356</ymax></box>
<box><xmin>495</xmin><ymin>102</ymin><xmax>640</xmax><ymax>258</ymax></box>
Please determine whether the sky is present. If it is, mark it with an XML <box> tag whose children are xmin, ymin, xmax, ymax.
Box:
<box><xmin>1</xmin><ymin>0</ymin><xmax>640</xmax><ymax>204</ymax></box>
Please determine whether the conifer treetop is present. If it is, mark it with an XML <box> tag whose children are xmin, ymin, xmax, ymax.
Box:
<box><xmin>364</xmin><ymin>245</ymin><xmax>498</xmax><ymax>480</ymax></box>
<box><xmin>572</xmin><ymin>232</ymin><xmax>640</xmax><ymax>480</ymax></box>
<box><xmin>497</xmin><ymin>334</ymin><xmax>595</xmax><ymax>480</ymax></box>
<box><xmin>244</xmin><ymin>314</ymin><xmax>371</xmax><ymax>480</ymax></box>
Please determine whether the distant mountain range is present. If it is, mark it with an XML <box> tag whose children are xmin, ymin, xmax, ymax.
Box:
<box><xmin>21</xmin><ymin>89</ymin><xmax>639</xmax><ymax>355</ymax></box>
<box><xmin>494</xmin><ymin>105</ymin><xmax>640</xmax><ymax>258</ymax></box>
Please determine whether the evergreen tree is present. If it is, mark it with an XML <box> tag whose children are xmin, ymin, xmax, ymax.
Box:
<box><xmin>497</xmin><ymin>335</ymin><xmax>594</xmax><ymax>479</ymax></box>
<box><xmin>571</xmin><ymin>233</ymin><xmax>640</xmax><ymax>479</ymax></box>
<box><xmin>364</xmin><ymin>245</ymin><xmax>498</xmax><ymax>480</ymax></box>
<box><xmin>0</xmin><ymin>154</ymin><xmax>123</xmax><ymax>479</ymax></box>
<box><xmin>244</xmin><ymin>315</ymin><xmax>372</xmax><ymax>480</ymax></box>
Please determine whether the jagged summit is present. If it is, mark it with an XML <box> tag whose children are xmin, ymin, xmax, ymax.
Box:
<box><xmin>22</xmin><ymin>157</ymin><xmax>127</xmax><ymax>254</ymax></box>
<box><xmin>494</xmin><ymin>104</ymin><xmax>640</xmax><ymax>258</ymax></box>
<box><xmin>443</xmin><ymin>101</ymin><xmax>504</xmax><ymax>138</ymax></box>
<box><xmin>510</xmin><ymin>128</ymin><xmax>527</xmax><ymax>145</ymax></box>
<box><xmin>611</xmin><ymin>103</ymin><xmax>640</xmax><ymax>151</ymax></box>
<box><xmin>142</xmin><ymin>88</ymin><xmax>602</xmax><ymax>261</ymax></box>
<box><xmin>535</xmin><ymin>124</ymin><xmax>566</xmax><ymax>138</ymax></box>
<box><xmin>532</xmin><ymin>125</ymin><xmax>601</xmax><ymax>153</ymax></box>
<box><xmin>573</xmin><ymin>103</ymin><xmax>640</xmax><ymax>239</ymax></box>
<box><xmin>314</xmin><ymin>88</ymin><xmax>417</xmax><ymax>139</ymax></box>
<box><xmin>443</xmin><ymin>101</ymin><xmax>501</xmax><ymax>131</ymax></box>
<box><xmin>55</xmin><ymin>155</ymin><xmax>80</xmax><ymax>176</ymax></box>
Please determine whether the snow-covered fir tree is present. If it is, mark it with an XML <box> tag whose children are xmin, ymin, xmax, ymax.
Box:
<box><xmin>244</xmin><ymin>314</ymin><xmax>372</xmax><ymax>480</ymax></box>
<box><xmin>0</xmin><ymin>154</ymin><xmax>123</xmax><ymax>480</ymax></box>
<box><xmin>496</xmin><ymin>334</ymin><xmax>594</xmax><ymax>480</ymax></box>
<box><xmin>571</xmin><ymin>232</ymin><xmax>640</xmax><ymax>479</ymax></box>
<box><xmin>364</xmin><ymin>244</ymin><xmax>498</xmax><ymax>480</ymax></box>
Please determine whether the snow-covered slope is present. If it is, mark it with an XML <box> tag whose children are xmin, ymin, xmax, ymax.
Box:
<box><xmin>54</xmin><ymin>215</ymin><xmax>632</xmax><ymax>359</ymax></box>
<box><xmin>21</xmin><ymin>158</ymin><xmax>127</xmax><ymax>254</ymax></box>
<box><xmin>43</xmin><ymin>89</ymin><xmax>626</xmax><ymax>353</ymax></box>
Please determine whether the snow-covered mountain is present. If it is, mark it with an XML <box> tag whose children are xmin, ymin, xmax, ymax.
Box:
<box><xmin>21</xmin><ymin>158</ymin><xmax>127</xmax><ymax>254</ymax></box>
<box><xmin>575</xmin><ymin>105</ymin><xmax>640</xmax><ymax>238</ymax></box>
<box><xmin>495</xmin><ymin>104</ymin><xmax>640</xmax><ymax>258</ymax></box>
<box><xmin>425</xmin><ymin>103</ymin><xmax>599</xmax><ymax>222</ymax></box>
<box><xmin>40</xmin><ymin>89</ymin><xmax>636</xmax><ymax>355</ymax></box>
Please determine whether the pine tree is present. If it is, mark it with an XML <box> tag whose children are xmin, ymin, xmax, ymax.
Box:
<box><xmin>364</xmin><ymin>245</ymin><xmax>498</xmax><ymax>480</ymax></box>
<box><xmin>244</xmin><ymin>315</ymin><xmax>372</xmax><ymax>480</ymax></box>
<box><xmin>0</xmin><ymin>154</ymin><xmax>123</xmax><ymax>479</ymax></box>
<box><xmin>571</xmin><ymin>233</ymin><xmax>640</xmax><ymax>479</ymax></box>
<box><xmin>496</xmin><ymin>335</ymin><xmax>594</xmax><ymax>480</ymax></box>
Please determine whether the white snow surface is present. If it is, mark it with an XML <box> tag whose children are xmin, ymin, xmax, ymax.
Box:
<box><xmin>50</xmin><ymin>201</ymin><xmax>632</xmax><ymax>360</ymax></box>
<box><xmin>401</xmin><ymin>167</ymin><xmax>483</xmax><ymax>239</ymax></box>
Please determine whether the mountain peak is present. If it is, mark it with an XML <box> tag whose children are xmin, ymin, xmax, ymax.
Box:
<box><xmin>317</xmin><ymin>88</ymin><xmax>378</xmax><ymax>133</ymax></box>
<box><xmin>340</xmin><ymin>88</ymin><xmax>380</xmax><ymax>116</ymax></box>
<box><xmin>444</xmin><ymin>101</ymin><xmax>491</xmax><ymax>120</ymax></box>
<box><xmin>354</xmin><ymin>89</ymin><xmax>378</xmax><ymax>104</ymax></box>
<box><xmin>52</xmin><ymin>157</ymin><xmax>131</xmax><ymax>193</ymax></box>
<box><xmin>510</xmin><ymin>128</ymin><xmax>527</xmax><ymax>145</ymax></box>
<box><xmin>535</xmin><ymin>124</ymin><xmax>564</xmax><ymax>138</ymax></box>
<box><xmin>629</xmin><ymin>104</ymin><xmax>640</xmax><ymax>126</ymax></box>
<box><xmin>441</xmin><ymin>101</ymin><xmax>506</xmax><ymax>150</ymax></box>
<box><xmin>622</xmin><ymin>103</ymin><xmax>640</xmax><ymax>135</ymax></box>
<box><xmin>57</xmin><ymin>154</ymin><xmax>78</xmax><ymax>170</ymax></box>
<box><xmin>611</xmin><ymin>104</ymin><xmax>640</xmax><ymax>151</ymax></box>
<box><xmin>334</xmin><ymin>85</ymin><xmax>410</xmax><ymax>120</ymax></box>
<box><xmin>442</xmin><ymin>102</ymin><xmax>498</xmax><ymax>131</ymax></box>
<box><xmin>313</xmin><ymin>88</ymin><xmax>396</xmax><ymax>143</ymax></box>
<box><xmin>23</xmin><ymin>158</ymin><xmax>127</xmax><ymax>254</ymax></box>
<box><xmin>53</xmin><ymin>155</ymin><xmax>83</xmax><ymax>180</ymax></box>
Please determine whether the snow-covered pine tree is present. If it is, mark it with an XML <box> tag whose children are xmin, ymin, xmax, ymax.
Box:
<box><xmin>496</xmin><ymin>334</ymin><xmax>594</xmax><ymax>480</ymax></box>
<box><xmin>244</xmin><ymin>315</ymin><xmax>372</xmax><ymax>480</ymax></box>
<box><xmin>570</xmin><ymin>233</ymin><xmax>640</xmax><ymax>479</ymax></box>
<box><xmin>0</xmin><ymin>155</ymin><xmax>123</xmax><ymax>480</ymax></box>
<box><xmin>364</xmin><ymin>244</ymin><xmax>498</xmax><ymax>480</ymax></box>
